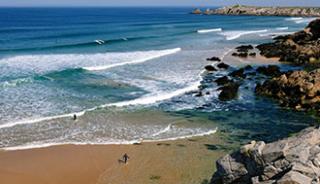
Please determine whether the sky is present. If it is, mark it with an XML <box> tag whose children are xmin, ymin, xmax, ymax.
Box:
<box><xmin>0</xmin><ymin>0</ymin><xmax>320</xmax><ymax>7</ymax></box>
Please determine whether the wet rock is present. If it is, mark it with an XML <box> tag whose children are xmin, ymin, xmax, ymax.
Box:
<box><xmin>236</xmin><ymin>45</ymin><xmax>254</xmax><ymax>52</ymax></box>
<box><xmin>218</xmin><ymin>82</ymin><xmax>240</xmax><ymax>101</ymax></box>
<box><xmin>191</xmin><ymin>8</ymin><xmax>202</xmax><ymax>14</ymax></box>
<box><xmin>214</xmin><ymin>76</ymin><xmax>233</xmax><ymax>86</ymax></box>
<box><xmin>206</xmin><ymin>56</ymin><xmax>221</xmax><ymax>62</ymax></box>
<box><xmin>249</xmin><ymin>52</ymin><xmax>257</xmax><ymax>57</ymax></box>
<box><xmin>244</xmin><ymin>65</ymin><xmax>253</xmax><ymax>70</ymax></box>
<box><xmin>217</xmin><ymin>62</ymin><xmax>230</xmax><ymax>69</ymax></box>
<box><xmin>229</xmin><ymin>68</ymin><xmax>246</xmax><ymax>79</ymax></box>
<box><xmin>205</xmin><ymin>65</ymin><xmax>217</xmax><ymax>71</ymax></box>
<box><xmin>256</xmin><ymin>65</ymin><xmax>281</xmax><ymax>77</ymax></box>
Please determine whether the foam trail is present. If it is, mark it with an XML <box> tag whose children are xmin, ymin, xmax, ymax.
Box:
<box><xmin>0</xmin><ymin>77</ymin><xmax>33</xmax><ymax>88</ymax></box>
<box><xmin>275</xmin><ymin>27</ymin><xmax>289</xmax><ymax>30</ymax></box>
<box><xmin>197</xmin><ymin>28</ymin><xmax>222</xmax><ymax>34</ymax></box>
<box><xmin>259</xmin><ymin>31</ymin><xmax>295</xmax><ymax>37</ymax></box>
<box><xmin>220</xmin><ymin>29</ymin><xmax>268</xmax><ymax>40</ymax></box>
<box><xmin>2</xmin><ymin>128</ymin><xmax>218</xmax><ymax>151</ymax></box>
<box><xmin>105</xmin><ymin>81</ymin><xmax>200</xmax><ymax>107</ymax></box>
<box><xmin>152</xmin><ymin>124</ymin><xmax>172</xmax><ymax>137</ymax></box>
<box><xmin>83</xmin><ymin>48</ymin><xmax>181</xmax><ymax>71</ymax></box>
<box><xmin>285</xmin><ymin>17</ymin><xmax>316</xmax><ymax>24</ymax></box>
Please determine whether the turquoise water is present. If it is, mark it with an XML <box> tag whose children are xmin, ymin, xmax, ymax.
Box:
<box><xmin>0</xmin><ymin>7</ymin><xmax>317</xmax><ymax>149</ymax></box>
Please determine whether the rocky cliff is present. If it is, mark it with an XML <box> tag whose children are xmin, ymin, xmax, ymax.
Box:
<box><xmin>192</xmin><ymin>5</ymin><xmax>320</xmax><ymax>17</ymax></box>
<box><xmin>211</xmin><ymin>127</ymin><xmax>320</xmax><ymax>184</ymax></box>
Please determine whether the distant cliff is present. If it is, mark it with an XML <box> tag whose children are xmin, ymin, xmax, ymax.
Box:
<box><xmin>192</xmin><ymin>5</ymin><xmax>320</xmax><ymax>17</ymax></box>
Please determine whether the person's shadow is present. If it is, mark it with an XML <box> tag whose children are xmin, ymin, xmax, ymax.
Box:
<box><xmin>118</xmin><ymin>159</ymin><xmax>125</xmax><ymax>164</ymax></box>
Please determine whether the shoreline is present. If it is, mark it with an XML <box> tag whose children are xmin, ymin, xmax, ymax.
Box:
<box><xmin>0</xmin><ymin>133</ymin><xmax>231</xmax><ymax>184</ymax></box>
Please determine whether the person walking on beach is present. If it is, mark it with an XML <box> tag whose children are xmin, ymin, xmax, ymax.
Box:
<box><xmin>123</xmin><ymin>153</ymin><xmax>129</xmax><ymax>164</ymax></box>
<box><xmin>73</xmin><ymin>114</ymin><xmax>77</xmax><ymax>121</ymax></box>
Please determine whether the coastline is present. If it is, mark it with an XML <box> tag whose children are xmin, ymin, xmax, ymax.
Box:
<box><xmin>0</xmin><ymin>133</ymin><xmax>231</xmax><ymax>184</ymax></box>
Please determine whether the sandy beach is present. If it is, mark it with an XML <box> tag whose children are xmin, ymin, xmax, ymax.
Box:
<box><xmin>0</xmin><ymin>133</ymin><xmax>231</xmax><ymax>184</ymax></box>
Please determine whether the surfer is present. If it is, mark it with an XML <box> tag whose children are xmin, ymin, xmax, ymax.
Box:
<box><xmin>73</xmin><ymin>114</ymin><xmax>77</xmax><ymax>120</ymax></box>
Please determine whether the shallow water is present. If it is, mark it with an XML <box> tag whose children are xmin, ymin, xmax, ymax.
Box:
<box><xmin>0</xmin><ymin>7</ymin><xmax>317</xmax><ymax>149</ymax></box>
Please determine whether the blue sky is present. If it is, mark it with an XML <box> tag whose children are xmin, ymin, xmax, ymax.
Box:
<box><xmin>1</xmin><ymin>0</ymin><xmax>320</xmax><ymax>7</ymax></box>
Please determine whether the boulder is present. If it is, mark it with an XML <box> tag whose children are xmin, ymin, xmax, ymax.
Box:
<box><xmin>236</xmin><ymin>45</ymin><xmax>254</xmax><ymax>52</ymax></box>
<box><xmin>256</xmin><ymin>65</ymin><xmax>281</xmax><ymax>77</ymax></box>
<box><xmin>191</xmin><ymin>8</ymin><xmax>202</xmax><ymax>14</ymax></box>
<box><xmin>217</xmin><ymin>62</ymin><xmax>230</xmax><ymax>69</ymax></box>
<box><xmin>218</xmin><ymin>82</ymin><xmax>240</xmax><ymax>101</ymax></box>
<box><xmin>215</xmin><ymin>76</ymin><xmax>233</xmax><ymax>86</ymax></box>
<box><xmin>211</xmin><ymin>127</ymin><xmax>320</xmax><ymax>184</ymax></box>
<box><xmin>229</xmin><ymin>68</ymin><xmax>246</xmax><ymax>79</ymax></box>
<box><xmin>205</xmin><ymin>65</ymin><xmax>217</xmax><ymax>71</ymax></box>
<box><xmin>207</xmin><ymin>56</ymin><xmax>221</xmax><ymax>62</ymax></box>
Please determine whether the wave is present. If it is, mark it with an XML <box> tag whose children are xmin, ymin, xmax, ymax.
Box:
<box><xmin>197</xmin><ymin>28</ymin><xmax>222</xmax><ymax>34</ymax></box>
<box><xmin>285</xmin><ymin>17</ymin><xmax>316</xmax><ymax>24</ymax></box>
<box><xmin>83</xmin><ymin>47</ymin><xmax>181</xmax><ymax>71</ymax></box>
<box><xmin>0</xmin><ymin>36</ymin><xmax>156</xmax><ymax>52</ymax></box>
<box><xmin>0</xmin><ymin>48</ymin><xmax>181</xmax><ymax>75</ymax></box>
<box><xmin>219</xmin><ymin>29</ymin><xmax>268</xmax><ymax>40</ymax></box>
<box><xmin>2</xmin><ymin>128</ymin><xmax>217</xmax><ymax>151</ymax></box>
<box><xmin>259</xmin><ymin>31</ymin><xmax>295</xmax><ymax>37</ymax></box>
<box><xmin>0</xmin><ymin>81</ymin><xmax>200</xmax><ymax>129</ymax></box>
<box><xmin>0</xmin><ymin>77</ymin><xmax>33</xmax><ymax>88</ymax></box>
<box><xmin>275</xmin><ymin>27</ymin><xmax>289</xmax><ymax>30</ymax></box>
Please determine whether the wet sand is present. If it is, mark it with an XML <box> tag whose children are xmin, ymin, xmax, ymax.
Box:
<box><xmin>0</xmin><ymin>133</ymin><xmax>230</xmax><ymax>184</ymax></box>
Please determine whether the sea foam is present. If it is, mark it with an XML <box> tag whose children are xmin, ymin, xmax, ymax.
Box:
<box><xmin>197</xmin><ymin>28</ymin><xmax>222</xmax><ymax>34</ymax></box>
<box><xmin>220</xmin><ymin>29</ymin><xmax>268</xmax><ymax>40</ymax></box>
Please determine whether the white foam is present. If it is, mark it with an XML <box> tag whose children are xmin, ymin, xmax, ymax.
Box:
<box><xmin>2</xmin><ymin>128</ymin><xmax>217</xmax><ymax>151</ymax></box>
<box><xmin>285</xmin><ymin>17</ymin><xmax>316</xmax><ymax>24</ymax></box>
<box><xmin>0</xmin><ymin>48</ymin><xmax>181</xmax><ymax>75</ymax></box>
<box><xmin>0</xmin><ymin>77</ymin><xmax>33</xmax><ymax>88</ymax></box>
<box><xmin>0</xmin><ymin>81</ymin><xmax>200</xmax><ymax>129</ymax></box>
<box><xmin>197</xmin><ymin>28</ymin><xmax>222</xmax><ymax>34</ymax></box>
<box><xmin>259</xmin><ymin>31</ymin><xmax>295</xmax><ymax>37</ymax></box>
<box><xmin>275</xmin><ymin>27</ymin><xmax>289</xmax><ymax>30</ymax></box>
<box><xmin>83</xmin><ymin>48</ymin><xmax>181</xmax><ymax>71</ymax></box>
<box><xmin>152</xmin><ymin>124</ymin><xmax>172</xmax><ymax>137</ymax></box>
<box><xmin>220</xmin><ymin>29</ymin><xmax>268</xmax><ymax>40</ymax></box>
<box><xmin>106</xmin><ymin>81</ymin><xmax>200</xmax><ymax>107</ymax></box>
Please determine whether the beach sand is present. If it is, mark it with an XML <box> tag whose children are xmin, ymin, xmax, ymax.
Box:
<box><xmin>0</xmin><ymin>133</ymin><xmax>230</xmax><ymax>184</ymax></box>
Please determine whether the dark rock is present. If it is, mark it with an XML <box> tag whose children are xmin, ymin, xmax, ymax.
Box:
<box><xmin>236</xmin><ymin>45</ymin><xmax>254</xmax><ymax>52</ymax></box>
<box><xmin>205</xmin><ymin>65</ymin><xmax>217</xmax><ymax>71</ymax></box>
<box><xmin>244</xmin><ymin>65</ymin><xmax>253</xmax><ymax>70</ymax></box>
<box><xmin>207</xmin><ymin>56</ymin><xmax>221</xmax><ymax>62</ymax></box>
<box><xmin>218</xmin><ymin>82</ymin><xmax>240</xmax><ymax>101</ymax></box>
<box><xmin>215</xmin><ymin>76</ymin><xmax>233</xmax><ymax>86</ymax></box>
<box><xmin>229</xmin><ymin>68</ymin><xmax>246</xmax><ymax>79</ymax></box>
<box><xmin>256</xmin><ymin>65</ymin><xmax>281</xmax><ymax>77</ymax></box>
<box><xmin>249</xmin><ymin>52</ymin><xmax>257</xmax><ymax>57</ymax></box>
<box><xmin>217</xmin><ymin>62</ymin><xmax>230</xmax><ymax>69</ymax></box>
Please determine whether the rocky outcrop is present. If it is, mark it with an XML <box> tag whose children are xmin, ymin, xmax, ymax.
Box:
<box><xmin>257</xmin><ymin>19</ymin><xmax>320</xmax><ymax>66</ymax></box>
<box><xmin>211</xmin><ymin>127</ymin><xmax>320</xmax><ymax>184</ymax></box>
<box><xmin>256</xmin><ymin>69</ymin><xmax>320</xmax><ymax>111</ymax></box>
<box><xmin>194</xmin><ymin>5</ymin><xmax>320</xmax><ymax>17</ymax></box>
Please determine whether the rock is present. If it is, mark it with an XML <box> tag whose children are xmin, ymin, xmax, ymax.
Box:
<box><xmin>217</xmin><ymin>62</ymin><xmax>230</xmax><ymax>69</ymax></box>
<box><xmin>236</xmin><ymin>45</ymin><xmax>254</xmax><ymax>52</ymax></box>
<box><xmin>199</xmin><ymin>5</ymin><xmax>320</xmax><ymax>17</ymax></box>
<box><xmin>277</xmin><ymin>171</ymin><xmax>312</xmax><ymax>184</ymax></box>
<box><xmin>207</xmin><ymin>56</ymin><xmax>221</xmax><ymax>62</ymax></box>
<box><xmin>214</xmin><ymin>76</ymin><xmax>233</xmax><ymax>86</ymax></box>
<box><xmin>218</xmin><ymin>82</ymin><xmax>240</xmax><ymax>101</ymax></box>
<box><xmin>211</xmin><ymin>127</ymin><xmax>320</xmax><ymax>184</ymax></box>
<box><xmin>257</xmin><ymin>19</ymin><xmax>320</xmax><ymax>66</ymax></box>
<box><xmin>191</xmin><ymin>8</ymin><xmax>202</xmax><ymax>14</ymax></box>
<box><xmin>255</xmin><ymin>69</ymin><xmax>320</xmax><ymax>111</ymax></box>
<box><xmin>256</xmin><ymin>65</ymin><xmax>281</xmax><ymax>77</ymax></box>
<box><xmin>244</xmin><ymin>65</ymin><xmax>253</xmax><ymax>70</ymax></box>
<box><xmin>205</xmin><ymin>65</ymin><xmax>217</xmax><ymax>71</ymax></box>
<box><xmin>249</xmin><ymin>52</ymin><xmax>257</xmax><ymax>57</ymax></box>
<box><xmin>229</xmin><ymin>68</ymin><xmax>246</xmax><ymax>79</ymax></box>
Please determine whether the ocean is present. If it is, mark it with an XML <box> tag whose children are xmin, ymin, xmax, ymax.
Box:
<box><xmin>0</xmin><ymin>7</ymin><xmax>317</xmax><ymax>150</ymax></box>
